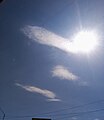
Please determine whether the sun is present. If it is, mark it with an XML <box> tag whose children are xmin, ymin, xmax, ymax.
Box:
<box><xmin>71</xmin><ymin>30</ymin><xmax>98</xmax><ymax>54</ymax></box>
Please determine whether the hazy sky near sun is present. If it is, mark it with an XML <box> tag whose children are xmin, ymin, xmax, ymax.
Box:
<box><xmin>0</xmin><ymin>0</ymin><xmax>104</xmax><ymax>120</ymax></box>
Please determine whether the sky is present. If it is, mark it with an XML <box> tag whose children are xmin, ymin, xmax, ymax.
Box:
<box><xmin>0</xmin><ymin>0</ymin><xmax>104</xmax><ymax>120</ymax></box>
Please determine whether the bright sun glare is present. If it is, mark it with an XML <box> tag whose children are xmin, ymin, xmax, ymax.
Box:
<box><xmin>71</xmin><ymin>30</ymin><xmax>98</xmax><ymax>54</ymax></box>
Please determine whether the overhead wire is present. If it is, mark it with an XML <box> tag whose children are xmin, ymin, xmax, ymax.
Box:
<box><xmin>33</xmin><ymin>98</ymin><xmax>104</xmax><ymax>116</ymax></box>
<box><xmin>53</xmin><ymin>107</ymin><xmax>104</xmax><ymax>120</ymax></box>
<box><xmin>1</xmin><ymin>107</ymin><xmax>104</xmax><ymax>120</ymax></box>
<box><xmin>1</xmin><ymin>98</ymin><xmax>104</xmax><ymax>119</ymax></box>
<box><xmin>0</xmin><ymin>107</ymin><xmax>5</xmax><ymax>120</ymax></box>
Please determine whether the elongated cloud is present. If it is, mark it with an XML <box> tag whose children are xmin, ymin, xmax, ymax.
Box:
<box><xmin>94</xmin><ymin>119</ymin><xmax>100</xmax><ymax>120</ymax></box>
<box><xmin>22</xmin><ymin>25</ymin><xmax>75</xmax><ymax>54</ymax></box>
<box><xmin>16</xmin><ymin>83</ymin><xmax>60</xmax><ymax>102</ymax></box>
<box><xmin>52</xmin><ymin>65</ymin><xmax>78</xmax><ymax>81</ymax></box>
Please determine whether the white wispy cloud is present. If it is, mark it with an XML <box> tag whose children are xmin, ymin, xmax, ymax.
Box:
<box><xmin>47</xmin><ymin>98</ymin><xmax>61</xmax><ymax>102</ymax></box>
<box><xmin>77</xmin><ymin>80</ymin><xmax>88</xmax><ymax>86</ymax></box>
<box><xmin>71</xmin><ymin>117</ymin><xmax>77</xmax><ymax>120</ymax></box>
<box><xmin>16</xmin><ymin>83</ymin><xmax>60</xmax><ymax>102</ymax></box>
<box><xmin>52</xmin><ymin>65</ymin><xmax>78</xmax><ymax>81</ymax></box>
<box><xmin>94</xmin><ymin>118</ymin><xmax>100</xmax><ymax>120</ymax></box>
<box><xmin>51</xmin><ymin>65</ymin><xmax>88</xmax><ymax>86</ymax></box>
<box><xmin>22</xmin><ymin>25</ymin><xmax>75</xmax><ymax>54</ymax></box>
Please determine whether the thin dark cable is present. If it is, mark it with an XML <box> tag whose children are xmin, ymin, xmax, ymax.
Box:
<box><xmin>53</xmin><ymin>108</ymin><xmax>104</xmax><ymax>120</ymax></box>
<box><xmin>2</xmin><ymin>107</ymin><xmax>104</xmax><ymax>120</ymax></box>
<box><xmin>2</xmin><ymin>98</ymin><xmax>104</xmax><ymax>119</ymax></box>
<box><xmin>0</xmin><ymin>107</ymin><xmax>5</xmax><ymax>120</ymax></box>
<box><xmin>32</xmin><ymin>98</ymin><xmax>104</xmax><ymax>115</ymax></box>
<box><xmin>0</xmin><ymin>0</ymin><xmax>5</xmax><ymax>5</ymax></box>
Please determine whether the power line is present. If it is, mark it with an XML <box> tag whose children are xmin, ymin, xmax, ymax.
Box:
<box><xmin>0</xmin><ymin>107</ymin><xmax>5</xmax><ymax>120</ymax></box>
<box><xmin>2</xmin><ymin>107</ymin><xmax>104</xmax><ymax>120</ymax></box>
<box><xmin>2</xmin><ymin>98</ymin><xmax>104</xmax><ymax>119</ymax></box>
<box><xmin>53</xmin><ymin>108</ymin><xmax>104</xmax><ymax>120</ymax></box>
<box><xmin>29</xmin><ymin>98</ymin><xmax>104</xmax><ymax>116</ymax></box>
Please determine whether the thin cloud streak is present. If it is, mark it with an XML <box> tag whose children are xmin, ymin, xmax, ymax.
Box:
<box><xmin>16</xmin><ymin>83</ymin><xmax>60</xmax><ymax>102</ymax></box>
<box><xmin>52</xmin><ymin>65</ymin><xmax>78</xmax><ymax>81</ymax></box>
<box><xmin>22</xmin><ymin>25</ymin><xmax>75</xmax><ymax>54</ymax></box>
<box><xmin>47</xmin><ymin>98</ymin><xmax>61</xmax><ymax>102</ymax></box>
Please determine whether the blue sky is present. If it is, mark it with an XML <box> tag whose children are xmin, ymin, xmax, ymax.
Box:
<box><xmin>0</xmin><ymin>0</ymin><xmax>104</xmax><ymax>120</ymax></box>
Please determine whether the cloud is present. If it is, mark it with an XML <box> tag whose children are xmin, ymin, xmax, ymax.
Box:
<box><xmin>77</xmin><ymin>80</ymin><xmax>88</xmax><ymax>86</ymax></box>
<box><xmin>71</xmin><ymin>117</ymin><xmax>77</xmax><ymax>120</ymax></box>
<box><xmin>22</xmin><ymin>25</ymin><xmax>76</xmax><ymax>54</ymax></box>
<box><xmin>51</xmin><ymin>65</ymin><xmax>88</xmax><ymax>86</ymax></box>
<box><xmin>52</xmin><ymin>65</ymin><xmax>78</xmax><ymax>81</ymax></box>
<box><xmin>47</xmin><ymin>98</ymin><xmax>61</xmax><ymax>102</ymax></box>
<box><xmin>16</xmin><ymin>83</ymin><xmax>60</xmax><ymax>102</ymax></box>
<box><xmin>94</xmin><ymin>119</ymin><xmax>100</xmax><ymax>120</ymax></box>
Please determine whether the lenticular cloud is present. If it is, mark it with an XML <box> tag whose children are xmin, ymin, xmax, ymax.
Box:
<box><xmin>16</xmin><ymin>83</ymin><xmax>61</xmax><ymax>102</ymax></box>
<box><xmin>22</xmin><ymin>25</ymin><xmax>75</xmax><ymax>54</ymax></box>
<box><xmin>52</xmin><ymin>65</ymin><xmax>78</xmax><ymax>81</ymax></box>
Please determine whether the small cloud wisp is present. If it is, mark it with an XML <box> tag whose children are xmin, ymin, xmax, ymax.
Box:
<box><xmin>16</xmin><ymin>83</ymin><xmax>60</xmax><ymax>102</ymax></box>
<box><xmin>52</xmin><ymin>65</ymin><xmax>78</xmax><ymax>81</ymax></box>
